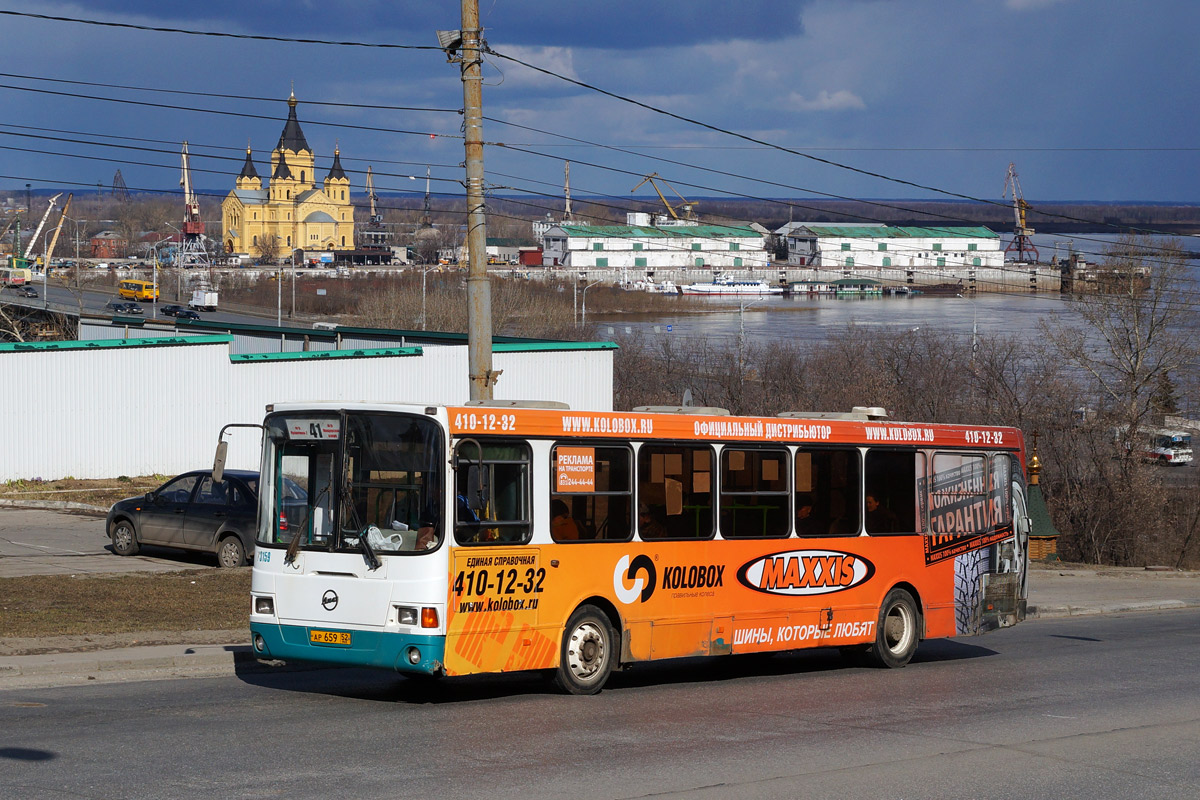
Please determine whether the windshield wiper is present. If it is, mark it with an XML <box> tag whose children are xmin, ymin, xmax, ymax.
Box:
<box><xmin>339</xmin><ymin>476</ymin><xmax>381</xmax><ymax>571</ymax></box>
<box><xmin>285</xmin><ymin>484</ymin><xmax>329</xmax><ymax>566</ymax></box>
<box><xmin>358</xmin><ymin>526</ymin><xmax>381</xmax><ymax>571</ymax></box>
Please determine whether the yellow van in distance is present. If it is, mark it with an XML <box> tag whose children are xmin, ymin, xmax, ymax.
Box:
<box><xmin>117</xmin><ymin>280</ymin><xmax>159</xmax><ymax>302</ymax></box>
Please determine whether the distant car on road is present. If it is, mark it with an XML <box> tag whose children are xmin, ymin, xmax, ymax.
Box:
<box><xmin>176</xmin><ymin>309</ymin><xmax>202</xmax><ymax>320</ymax></box>
<box><xmin>160</xmin><ymin>304</ymin><xmax>184</xmax><ymax>316</ymax></box>
<box><xmin>106</xmin><ymin>469</ymin><xmax>295</xmax><ymax>568</ymax></box>
<box><xmin>7</xmin><ymin>285</ymin><xmax>37</xmax><ymax>297</ymax></box>
<box><xmin>105</xmin><ymin>300</ymin><xmax>142</xmax><ymax>315</ymax></box>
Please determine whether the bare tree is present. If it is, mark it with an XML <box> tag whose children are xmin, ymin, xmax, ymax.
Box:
<box><xmin>256</xmin><ymin>234</ymin><xmax>282</xmax><ymax>266</ymax></box>
<box><xmin>1044</xmin><ymin>234</ymin><xmax>1196</xmax><ymax>457</ymax></box>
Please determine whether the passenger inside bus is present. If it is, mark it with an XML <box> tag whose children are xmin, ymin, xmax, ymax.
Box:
<box><xmin>865</xmin><ymin>493</ymin><xmax>899</xmax><ymax>533</ymax></box>
<box><xmin>794</xmin><ymin>494</ymin><xmax>826</xmax><ymax>537</ymax></box>
<box><xmin>638</xmin><ymin>503</ymin><xmax>668</xmax><ymax>539</ymax></box>
<box><xmin>550</xmin><ymin>499</ymin><xmax>582</xmax><ymax>540</ymax></box>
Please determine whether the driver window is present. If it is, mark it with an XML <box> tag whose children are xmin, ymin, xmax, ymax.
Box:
<box><xmin>157</xmin><ymin>475</ymin><xmax>199</xmax><ymax>505</ymax></box>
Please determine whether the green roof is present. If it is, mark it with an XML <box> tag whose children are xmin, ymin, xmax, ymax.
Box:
<box><xmin>558</xmin><ymin>224</ymin><xmax>762</xmax><ymax>239</ymax></box>
<box><xmin>231</xmin><ymin>346</ymin><xmax>423</xmax><ymax>363</ymax></box>
<box><xmin>806</xmin><ymin>225</ymin><xmax>998</xmax><ymax>239</ymax></box>
<box><xmin>493</xmin><ymin>341</ymin><xmax>618</xmax><ymax>354</ymax></box>
<box><xmin>173</xmin><ymin>317</ymin><xmax>583</xmax><ymax>347</ymax></box>
<box><xmin>0</xmin><ymin>334</ymin><xmax>233</xmax><ymax>353</ymax></box>
<box><xmin>1027</xmin><ymin>482</ymin><xmax>1060</xmax><ymax>539</ymax></box>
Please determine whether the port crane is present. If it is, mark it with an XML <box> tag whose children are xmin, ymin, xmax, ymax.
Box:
<box><xmin>359</xmin><ymin>166</ymin><xmax>389</xmax><ymax>251</ymax></box>
<box><xmin>22</xmin><ymin>193</ymin><xmax>63</xmax><ymax>261</ymax></box>
<box><xmin>1002</xmin><ymin>162</ymin><xmax>1039</xmax><ymax>263</ymax></box>
<box><xmin>631</xmin><ymin>173</ymin><xmax>697</xmax><ymax>221</ymax></box>
<box><xmin>42</xmin><ymin>193</ymin><xmax>72</xmax><ymax>267</ymax></box>
<box><xmin>177</xmin><ymin>141</ymin><xmax>212</xmax><ymax>272</ymax></box>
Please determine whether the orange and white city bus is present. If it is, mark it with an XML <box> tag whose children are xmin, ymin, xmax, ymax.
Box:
<box><xmin>244</xmin><ymin>402</ymin><xmax>1029</xmax><ymax>694</ymax></box>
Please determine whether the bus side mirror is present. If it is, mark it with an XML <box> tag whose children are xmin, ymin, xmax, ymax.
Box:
<box><xmin>466</xmin><ymin>465</ymin><xmax>488</xmax><ymax>512</ymax></box>
<box><xmin>212</xmin><ymin>440</ymin><xmax>228</xmax><ymax>484</ymax></box>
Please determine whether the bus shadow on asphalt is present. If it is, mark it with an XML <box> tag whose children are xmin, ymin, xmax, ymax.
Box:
<box><xmin>233</xmin><ymin>639</ymin><xmax>998</xmax><ymax>704</ymax></box>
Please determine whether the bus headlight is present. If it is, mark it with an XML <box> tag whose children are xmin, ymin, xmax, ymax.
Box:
<box><xmin>407</xmin><ymin>647</ymin><xmax>422</xmax><ymax>664</ymax></box>
<box><xmin>254</xmin><ymin>596</ymin><xmax>274</xmax><ymax>615</ymax></box>
<box><xmin>395</xmin><ymin>606</ymin><xmax>418</xmax><ymax>626</ymax></box>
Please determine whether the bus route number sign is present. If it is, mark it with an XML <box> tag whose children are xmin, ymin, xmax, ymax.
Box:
<box><xmin>286</xmin><ymin>418</ymin><xmax>341</xmax><ymax>440</ymax></box>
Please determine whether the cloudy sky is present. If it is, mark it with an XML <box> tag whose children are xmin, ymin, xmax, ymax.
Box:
<box><xmin>0</xmin><ymin>0</ymin><xmax>1196</xmax><ymax>225</ymax></box>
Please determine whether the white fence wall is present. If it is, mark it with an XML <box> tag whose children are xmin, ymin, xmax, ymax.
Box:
<box><xmin>0</xmin><ymin>337</ymin><xmax>613</xmax><ymax>481</ymax></box>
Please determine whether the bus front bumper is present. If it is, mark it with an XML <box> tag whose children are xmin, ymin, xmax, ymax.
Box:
<box><xmin>250</xmin><ymin>622</ymin><xmax>446</xmax><ymax>675</ymax></box>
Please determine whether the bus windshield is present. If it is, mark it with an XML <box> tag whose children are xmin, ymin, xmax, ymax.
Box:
<box><xmin>259</xmin><ymin>411</ymin><xmax>444</xmax><ymax>555</ymax></box>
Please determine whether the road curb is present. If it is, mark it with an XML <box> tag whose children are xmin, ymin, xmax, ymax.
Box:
<box><xmin>0</xmin><ymin>499</ymin><xmax>108</xmax><ymax>514</ymax></box>
<box><xmin>1029</xmin><ymin>598</ymin><xmax>1200</xmax><ymax>618</ymax></box>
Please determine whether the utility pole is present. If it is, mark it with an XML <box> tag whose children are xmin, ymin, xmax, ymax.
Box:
<box><xmin>444</xmin><ymin>0</ymin><xmax>495</xmax><ymax>400</ymax></box>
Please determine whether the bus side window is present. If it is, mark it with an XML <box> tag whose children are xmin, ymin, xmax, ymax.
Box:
<box><xmin>454</xmin><ymin>440</ymin><xmax>532</xmax><ymax>545</ymax></box>
<box><xmin>928</xmin><ymin>452</ymin><xmax>992</xmax><ymax>536</ymax></box>
<box><xmin>637</xmin><ymin>444</ymin><xmax>714</xmax><ymax>540</ymax></box>
<box><xmin>719</xmin><ymin>448</ymin><xmax>790</xmax><ymax>538</ymax></box>
<box><xmin>550</xmin><ymin>444</ymin><xmax>632</xmax><ymax>542</ymax></box>
<box><xmin>795</xmin><ymin>448</ymin><xmax>861</xmax><ymax>536</ymax></box>
<box><xmin>864</xmin><ymin>450</ymin><xmax>925</xmax><ymax>534</ymax></box>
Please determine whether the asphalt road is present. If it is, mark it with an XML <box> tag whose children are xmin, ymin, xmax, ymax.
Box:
<box><xmin>0</xmin><ymin>509</ymin><xmax>217</xmax><ymax>576</ymax></box>
<box><xmin>4</xmin><ymin>282</ymin><xmax>290</xmax><ymax>327</ymax></box>
<box><xmin>1</xmin><ymin>610</ymin><xmax>1197</xmax><ymax>800</ymax></box>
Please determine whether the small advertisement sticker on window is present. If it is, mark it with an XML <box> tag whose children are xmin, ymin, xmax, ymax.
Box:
<box><xmin>556</xmin><ymin>447</ymin><xmax>595</xmax><ymax>492</ymax></box>
<box><xmin>286</xmin><ymin>418</ymin><xmax>341</xmax><ymax>440</ymax></box>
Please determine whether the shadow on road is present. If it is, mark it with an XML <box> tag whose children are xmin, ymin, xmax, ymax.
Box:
<box><xmin>233</xmin><ymin>637</ymin><xmax>999</xmax><ymax>705</ymax></box>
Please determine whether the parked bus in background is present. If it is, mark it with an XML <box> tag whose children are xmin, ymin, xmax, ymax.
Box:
<box><xmin>1</xmin><ymin>266</ymin><xmax>33</xmax><ymax>287</ymax></box>
<box><xmin>117</xmin><ymin>279</ymin><xmax>159</xmax><ymax>302</ymax></box>
<box><xmin>1143</xmin><ymin>428</ymin><xmax>1192</xmax><ymax>465</ymax></box>
<box><xmin>237</xmin><ymin>403</ymin><xmax>1030</xmax><ymax>694</ymax></box>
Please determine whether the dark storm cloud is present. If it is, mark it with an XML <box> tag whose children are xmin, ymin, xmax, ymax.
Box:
<box><xmin>64</xmin><ymin>1</ymin><xmax>807</xmax><ymax>48</ymax></box>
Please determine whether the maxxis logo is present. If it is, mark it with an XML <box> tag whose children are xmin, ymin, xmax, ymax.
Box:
<box><xmin>613</xmin><ymin>554</ymin><xmax>657</xmax><ymax>604</ymax></box>
<box><xmin>737</xmin><ymin>549</ymin><xmax>874</xmax><ymax>596</ymax></box>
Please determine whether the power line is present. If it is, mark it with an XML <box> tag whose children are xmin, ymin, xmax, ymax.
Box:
<box><xmin>0</xmin><ymin>71</ymin><xmax>459</xmax><ymax>114</ymax></box>
<box><xmin>0</xmin><ymin>10</ymin><xmax>442</xmax><ymax>51</ymax></box>
<box><xmin>0</xmin><ymin>82</ymin><xmax>461</xmax><ymax>140</ymax></box>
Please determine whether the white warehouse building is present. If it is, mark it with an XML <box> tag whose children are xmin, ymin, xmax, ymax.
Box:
<box><xmin>0</xmin><ymin>334</ymin><xmax>615</xmax><ymax>481</ymax></box>
<box><xmin>784</xmin><ymin>225</ymin><xmax>1003</xmax><ymax>270</ymax></box>
<box><xmin>542</xmin><ymin>213</ymin><xmax>769</xmax><ymax>271</ymax></box>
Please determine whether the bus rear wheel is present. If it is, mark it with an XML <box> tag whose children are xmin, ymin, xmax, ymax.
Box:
<box><xmin>553</xmin><ymin>605</ymin><xmax>615</xmax><ymax>695</ymax></box>
<box><xmin>867</xmin><ymin>588</ymin><xmax>920</xmax><ymax>668</ymax></box>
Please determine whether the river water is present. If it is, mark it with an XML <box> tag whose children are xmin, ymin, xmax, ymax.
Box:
<box><xmin>597</xmin><ymin>232</ymin><xmax>1190</xmax><ymax>345</ymax></box>
<box><xmin>599</xmin><ymin>291</ymin><xmax>1072</xmax><ymax>346</ymax></box>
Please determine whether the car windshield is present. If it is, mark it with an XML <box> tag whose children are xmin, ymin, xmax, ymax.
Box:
<box><xmin>260</xmin><ymin>412</ymin><xmax>444</xmax><ymax>555</ymax></box>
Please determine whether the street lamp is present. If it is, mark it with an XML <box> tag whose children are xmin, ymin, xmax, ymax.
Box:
<box><xmin>957</xmin><ymin>292</ymin><xmax>978</xmax><ymax>359</ymax></box>
<box><xmin>580</xmin><ymin>279</ymin><xmax>601</xmax><ymax>328</ymax></box>
<box><xmin>164</xmin><ymin>223</ymin><xmax>183</xmax><ymax>302</ymax></box>
<box><xmin>738</xmin><ymin>296</ymin><xmax>765</xmax><ymax>365</ymax></box>
<box><xmin>421</xmin><ymin>263</ymin><xmax>438</xmax><ymax>331</ymax></box>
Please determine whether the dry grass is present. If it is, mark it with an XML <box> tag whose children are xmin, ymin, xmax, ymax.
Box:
<box><xmin>0</xmin><ymin>569</ymin><xmax>250</xmax><ymax>638</ymax></box>
<box><xmin>0</xmin><ymin>475</ymin><xmax>166</xmax><ymax>508</ymax></box>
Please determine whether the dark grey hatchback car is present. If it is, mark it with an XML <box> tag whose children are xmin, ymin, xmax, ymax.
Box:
<box><xmin>106</xmin><ymin>470</ymin><xmax>260</xmax><ymax>568</ymax></box>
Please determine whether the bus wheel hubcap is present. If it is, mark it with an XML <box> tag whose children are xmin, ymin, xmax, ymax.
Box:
<box><xmin>567</xmin><ymin>622</ymin><xmax>605</xmax><ymax>679</ymax></box>
<box><xmin>884</xmin><ymin>605</ymin><xmax>913</xmax><ymax>654</ymax></box>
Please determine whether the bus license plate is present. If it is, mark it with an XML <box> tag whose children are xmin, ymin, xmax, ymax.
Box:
<box><xmin>309</xmin><ymin>629</ymin><xmax>351</xmax><ymax>646</ymax></box>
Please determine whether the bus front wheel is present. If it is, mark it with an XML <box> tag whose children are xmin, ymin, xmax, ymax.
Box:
<box><xmin>553</xmin><ymin>605</ymin><xmax>615</xmax><ymax>695</ymax></box>
<box><xmin>867</xmin><ymin>588</ymin><xmax>920</xmax><ymax>668</ymax></box>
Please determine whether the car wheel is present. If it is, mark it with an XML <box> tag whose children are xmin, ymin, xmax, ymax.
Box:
<box><xmin>867</xmin><ymin>587</ymin><xmax>921</xmax><ymax>668</ymax></box>
<box><xmin>216</xmin><ymin>535</ymin><xmax>246</xmax><ymax>568</ymax></box>
<box><xmin>553</xmin><ymin>605</ymin><xmax>616</xmax><ymax>695</ymax></box>
<box><xmin>111</xmin><ymin>519</ymin><xmax>139</xmax><ymax>556</ymax></box>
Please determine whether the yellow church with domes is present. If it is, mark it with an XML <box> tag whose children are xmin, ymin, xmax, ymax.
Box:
<box><xmin>221</xmin><ymin>93</ymin><xmax>354</xmax><ymax>259</ymax></box>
